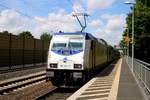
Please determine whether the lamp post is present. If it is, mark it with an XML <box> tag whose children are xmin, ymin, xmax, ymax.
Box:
<box><xmin>124</xmin><ymin>1</ymin><xmax>135</xmax><ymax>72</ymax></box>
<box><xmin>126</xmin><ymin>27</ymin><xmax>129</xmax><ymax>62</ymax></box>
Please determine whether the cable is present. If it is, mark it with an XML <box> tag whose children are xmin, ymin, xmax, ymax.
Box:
<box><xmin>67</xmin><ymin>0</ymin><xmax>77</xmax><ymax>13</ymax></box>
<box><xmin>0</xmin><ymin>3</ymin><xmax>33</xmax><ymax>18</ymax></box>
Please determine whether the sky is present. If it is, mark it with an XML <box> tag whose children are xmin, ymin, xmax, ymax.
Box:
<box><xmin>0</xmin><ymin>0</ymin><xmax>133</xmax><ymax>46</ymax></box>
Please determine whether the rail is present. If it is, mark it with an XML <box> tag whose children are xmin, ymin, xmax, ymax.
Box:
<box><xmin>0</xmin><ymin>71</ymin><xmax>46</xmax><ymax>94</ymax></box>
<box><xmin>126</xmin><ymin>56</ymin><xmax>150</xmax><ymax>97</ymax></box>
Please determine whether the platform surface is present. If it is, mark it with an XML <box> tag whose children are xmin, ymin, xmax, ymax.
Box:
<box><xmin>67</xmin><ymin>58</ymin><xmax>147</xmax><ymax>100</ymax></box>
<box><xmin>117</xmin><ymin>59</ymin><xmax>146</xmax><ymax>100</ymax></box>
<box><xmin>67</xmin><ymin>59</ymin><xmax>121</xmax><ymax>100</ymax></box>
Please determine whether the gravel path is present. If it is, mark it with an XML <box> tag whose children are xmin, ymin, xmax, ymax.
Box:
<box><xmin>46</xmin><ymin>92</ymin><xmax>72</xmax><ymax>100</ymax></box>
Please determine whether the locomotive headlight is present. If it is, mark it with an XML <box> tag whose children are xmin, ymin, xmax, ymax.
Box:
<box><xmin>74</xmin><ymin>64</ymin><xmax>82</xmax><ymax>69</ymax></box>
<box><xmin>49</xmin><ymin>63</ymin><xmax>57</xmax><ymax>68</ymax></box>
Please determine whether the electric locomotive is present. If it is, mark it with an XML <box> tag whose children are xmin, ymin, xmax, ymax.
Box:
<box><xmin>46</xmin><ymin>31</ymin><xmax>118</xmax><ymax>87</ymax></box>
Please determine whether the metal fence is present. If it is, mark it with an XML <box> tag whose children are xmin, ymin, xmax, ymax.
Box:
<box><xmin>126</xmin><ymin>56</ymin><xmax>150</xmax><ymax>97</ymax></box>
<box><xmin>0</xmin><ymin>34</ymin><xmax>50</xmax><ymax>71</ymax></box>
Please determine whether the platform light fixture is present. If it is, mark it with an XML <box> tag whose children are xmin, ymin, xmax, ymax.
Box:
<box><xmin>124</xmin><ymin>0</ymin><xmax>135</xmax><ymax>72</ymax></box>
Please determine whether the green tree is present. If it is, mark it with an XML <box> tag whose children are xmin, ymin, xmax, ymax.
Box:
<box><xmin>121</xmin><ymin>0</ymin><xmax>150</xmax><ymax>62</ymax></box>
<box><xmin>40</xmin><ymin>32</ymin><xmax>52</xmax><ymax>41</ymax></box>
<box><xmin>137</xmin><ymin>0</ymin><xmax>150</xmax><ymax>7</ymax></box>
<box><xmin>18</xmin><ymin>31</ymin><xmax>33</xmax><ymax>38</ymax></box>
<box><xmin>0</xmin><ymin>31</ymin><xmax>10</xmax><ymax>35</ymax></box>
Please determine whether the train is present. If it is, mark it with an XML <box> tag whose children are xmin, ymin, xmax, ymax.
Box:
<box><xmin>46</xmin><ymin>31</ymin><xmax>119</xmax><ymax>87</ymax></box>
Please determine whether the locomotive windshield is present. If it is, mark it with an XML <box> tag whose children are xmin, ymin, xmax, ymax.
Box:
<box><xmin>51</xmin><ymin>42</ymin><xmax>83</xmax><ymax>55</ymax></box>
<box><xmin>51</xmin><ymin>43</ymin><xmax>66</xmax><ymax>50</ymax></box>
<box><xmin>68</xmin><ymin>42</ymin><xmax>83</xmax><ymax>51</ymax></box>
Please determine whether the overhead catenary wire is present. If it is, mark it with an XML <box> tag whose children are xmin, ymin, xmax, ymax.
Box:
<box><xmin>0</xmin><ymin>2</ymin><xmax>34</xmax><ymax>35</ymax></box>
<box><xmin>0</xmin><ymin>3</ymin><xmax>33</xmax><ymax>18</ymax></box>
<box><xmin>67</xmin><ymin>0</ymin><xmax>76</xmax><ymax>12</ymax></box>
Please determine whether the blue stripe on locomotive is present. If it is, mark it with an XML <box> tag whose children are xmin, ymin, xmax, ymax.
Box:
<box><xmin>51</xmin><ymin>49</ymin><xmax>83</xmax><ymax>56</ymax></box>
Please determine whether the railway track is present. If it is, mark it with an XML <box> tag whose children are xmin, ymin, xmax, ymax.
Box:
<box><xmin>36</xmin><ymin>87</ymin><xmax>78</xmax><ymax>100</ymax></box>
<box><xmin>0</xmin><ymin>71</ymin><xmax>46</xmax><ymax>95</ymax></box>
<box><xmin>0</xmin><ymin>71</ymin><xmax>76</xmax><ymax>100</ymax></box>
<box><xmin>35</xmin><ymin>61</ymin><xmax>119</xmax><ymax>100</ymax></box>
<box><xmin>0</xmin><ymin>60</ymin><xmax>119</xmax><ymax>100</ymax></box>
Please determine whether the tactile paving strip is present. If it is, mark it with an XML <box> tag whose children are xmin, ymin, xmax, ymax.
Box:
<box><xmin>67</xmin><ymin>59</ymin><xmax>122</xmax><ymax>100</ymax></box>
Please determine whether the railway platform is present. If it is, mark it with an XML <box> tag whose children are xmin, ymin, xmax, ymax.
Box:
<box><xmin>117</xmin><ymin>58</ymin><xmax>147</xmax><ymax>100</ymax></box>
<box><xmin>67</xmin><ymin>58</ymin><xmax>148</xmax><ymax>100</ymax></box>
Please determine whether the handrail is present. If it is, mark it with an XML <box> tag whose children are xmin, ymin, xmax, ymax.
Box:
<box><xmin>136</xmin><ymin>59</ymin><xmax>150</xmax><ymax>66</ymax></box>
<box><xmin>125</xmin><ymin>56</ymin><xmax>150</xmax><ymax>99</ymax></box>
<box><xmin>136</xmin><ymin>59</ymin><xmax>150</xmax><ymax>70</ymax></box>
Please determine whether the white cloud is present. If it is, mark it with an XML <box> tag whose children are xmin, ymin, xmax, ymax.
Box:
<box><xmin>0</xmin><ymin>9</ymin><xmax>126</xmax><ymax>45</ymax></box>
<box><xmin>101</xmin><ymin>14</ymin><xmax>125</xmax><ymax>31</ymax></box>
<box><xmin>92</xmin><ymin>14</ymin><xmax>126</xmax><ymax>45</ymax></box>
<box><xmin>87</xmin><ymin>0</ymin><xmax>116</xmax><ymax>10</ymax></box>
<box><xmin>0</xmin><ymin>9</ymin><xmax>36</xmax><ymax>33</ymax></box>
<box><xmin>0</xmin><ymin>9</ymin><xmax>78</xmax><ymax>38</ymax></box>
<box><xmin>89</xmin><ymin>19</ymin><xmax>101</xmax><ymax>29</ymax></box>
<box><xmin>73</xmin><ymin>1</ymin><xmax>85</xmax><ymax>13</ymax></box>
